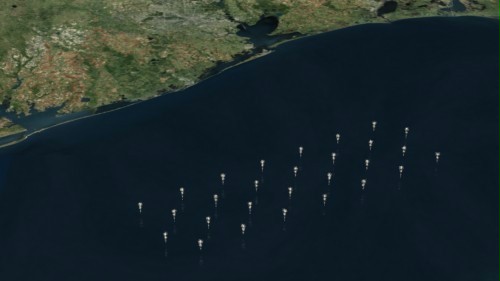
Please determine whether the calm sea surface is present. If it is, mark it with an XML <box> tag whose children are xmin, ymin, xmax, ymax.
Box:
<box><xmin>0</xmin><ymin>16</ymin><xmax>498</xmax><ymax>281</ymax></box>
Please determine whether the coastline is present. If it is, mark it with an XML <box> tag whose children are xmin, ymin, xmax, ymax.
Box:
<box><xmin>0</xmin><ymin>15</ymin><xmax>497</xmax><ymax>279</ymax></box>
<box><xmin>0</xmin><ymin>15</ymin><xmax>497</xmax><ymax>149</ymax></box>
<box><xmin>0</xmin><ymin>46</ymin><xmax>278</xmax><ymax>149</ymax></box>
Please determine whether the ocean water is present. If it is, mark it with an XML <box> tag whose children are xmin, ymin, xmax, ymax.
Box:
<box><xmin>0</xmin><ymin>17</ymin><xmax>498</xmax><ymax>281</ymax></box>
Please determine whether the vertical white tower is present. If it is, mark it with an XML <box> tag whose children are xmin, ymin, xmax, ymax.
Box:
<box><xmin>171</xmin><ymin>209</ymin><xmax>177</xmax><ymax>222</ymax></box>
<box><xmin>138</xmin><ymin>202</ymin><xmax>143</xmax><ymax>214</ymax></box>
<box><xmin>198</xmin><ymin>239</ymin><xmax>204</xmax><ymax>251</ymax></box>
<box><xmin>220</xmin><ymin>173</ymin><xmax>226</xmax><ymax>185</ymax></box>
<box><xmin>179</xmin><ymin>187</ymin><xmax>185</xmax><ymax>200</ymax></box>
<box><xmin>206</xmin><ymin>216</ymin><xmax>211</xmax><ymax>229</ymax></box>
<box><xmin>213</xmin><ymin>194</ymin><xmax>219</xmax><ymax>208</ymax></box>
<box><xmin>361</xmin><ymin>179</ymin><xmax>367</xmax><ymax>190</ymax></box>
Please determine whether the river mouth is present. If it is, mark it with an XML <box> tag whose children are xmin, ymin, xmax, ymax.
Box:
<box><xmin>0</xmin><ymin>17</ymin><xmax>498</xmax><ymax>281</ymax></box>
<box><xmin>237</xmin><ymin>16</ymin><xmax>279</xmax><ymax>38</ymax></box>
<box><xmin>0</xmin><ymin>16</ymin><xmax>301</xmax><ymax>148</ymax></box>
<box><xmin>236</xmin><ymin>16</ymin><xmax>300</xmax><ymax>47</ymax></box>
<box><xmin>442</xmin><ymin>0</ymin><xmax>467</xmax><ymax>12</ymax></box>
<box><xmin>377</xmin><ymin>1</ymin><xmax>398</xmax><ymax>16</ymax></box>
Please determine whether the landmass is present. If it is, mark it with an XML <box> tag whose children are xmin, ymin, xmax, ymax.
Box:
<box><xmin>0</xmin><ymin>0</ymin><xmax>498</xmax><ymax>141</ymax></box>
<box><xmin>0</xmin><ymin>117</ymin><xmax>26</xmax><ymax>137</ymax></box>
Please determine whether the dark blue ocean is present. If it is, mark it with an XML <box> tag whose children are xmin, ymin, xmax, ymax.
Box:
<box><xmin>0</xmin><ymin>17</ymin><xmax>498</xmax><ymax>281</ymax></box>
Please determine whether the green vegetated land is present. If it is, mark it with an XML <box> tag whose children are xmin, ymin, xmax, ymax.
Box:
<box><xmin>0</xmin><ymin>117</ymin><xmax>26</xmax><ymax>137</ymax></box>
<box><xmin>0</xmin><ymin>0</ymin><xmax>498</xmax><ymax>137</ymax></box>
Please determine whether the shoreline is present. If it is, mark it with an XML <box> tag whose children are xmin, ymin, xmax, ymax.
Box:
<box><xmin>0</xmin><ymin>14</ymin><xmax>497</xmax><ymax>279</ymax></box>
<box><xmin>0</xmin><ymin>15</ymin><xmax>497</xmax><ymax>150</ymax></box>
<box><xmin>0</xmin><ymin>47</ymin><xmax>277</xmax><ymax>149</ymax></box>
